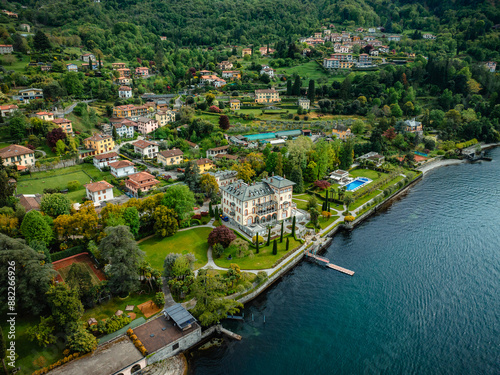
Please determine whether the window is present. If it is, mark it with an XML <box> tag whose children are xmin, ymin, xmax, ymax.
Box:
<box><xmin>172</xmin><ymin>343</ymin><xmax>179</xmax><ymax>350</ymax></box>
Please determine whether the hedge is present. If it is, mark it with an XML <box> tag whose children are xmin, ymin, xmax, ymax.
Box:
<box><xmin>51</xmin><ymin>245</ymin><xmax>86</xmax><ymax>262</ymax></box>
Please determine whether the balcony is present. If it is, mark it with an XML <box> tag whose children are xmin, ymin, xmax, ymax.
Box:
<box><xmin>229</xmin><ymin>211</ymin><xmax>235</xmax><ymax>216</ymax></box>
<box><xmin>256</xmin><ymin>200</ymin><xmax>277</xmax><ymax>209</ymax></box>
<box><xmin>256</xmin><ymin>208</ymin><xmax>277</xmax><ymax>216</ymax></box>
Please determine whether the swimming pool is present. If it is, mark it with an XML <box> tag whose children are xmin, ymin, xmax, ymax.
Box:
<box><xmin>345</xmin><ymin>177</ymin><xmax>371</xmax><ymax>191</ymax></box>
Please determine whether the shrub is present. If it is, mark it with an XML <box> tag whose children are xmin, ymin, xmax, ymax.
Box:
<box><xmin>252</xmin><ymin>235</ymin><xmax>264</xmax><ymax>244</ymax></box>
<box><xmin>153</xmin><ymin>292</ymin><xmax>165</xmax><ymax>308</ymax></box>
<box><xmin>208</xmin><ymin>226</ymin><xmax>236</xmax><ymax>247</ymax></box>
<box><xmin>192</xmin><ymin>214</ymin><xmax>202</xmax><ymax>220</ymax></box>
<box><xmin>344</xmin><ymin>215</ymin><xmax>355</xmax><ymax>222</ymax></box>
<box><xmin>67</xmin><ymin>180</ymin><xmax>80</xmax><ymax>191</ymax></box>
<box><xmin>190</xmin><ymin>219</ymin><xmax>201</xmax><ymax>226</ymax></box>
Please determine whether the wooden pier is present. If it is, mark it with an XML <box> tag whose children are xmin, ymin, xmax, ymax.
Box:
<box><xmin>305</xmin><ymin>250</ymin><xmax>355</xmax><ymax>276</ymax></box>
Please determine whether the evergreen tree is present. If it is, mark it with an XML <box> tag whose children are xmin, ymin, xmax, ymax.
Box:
<box><xmin>291</xmin><ymin>216</ymin><xmax>296</xmax><ymax>237</ymax></box>
<box><xmin>266</xmin><ymin>227</ymin><xmax>271</xmax><ymax>246</ymax></box>
<box><xmin>33</xmin><ymin>30</ymin><xmax>51</xmax><ymax>51</ymax></box>
<box><xmin>276</xmin><ymin>153</ymin><xmax>283</xmax><ymax>176</ymax></box>
<box><xmin>112</xmin><ymin>126</ymin><xmax>118</xmax><ymax>140</ymax></box>
<box><xmin>272</xmin><ymin>239</ymin><xmax>278</xmax><ymax>255</ymax></box>
<box><xmin>280</xmin><ymin>221</ymin><xmax>284</xmax><ymax>243</ymax></box>
<box><xmin>308</xmin><ymin>79</ymin><xmax>315</xmax><ymax>103</ymax></box>
<box><xmin>286</xmin><ymin>237</ymin><xmax>289</xmax><ymax>251</ymax></box>
<box><xmin>292</xmin><ymin>76</ymin><xmax>301</xmax><ymax>96</ymax></box>
<box><xmin>255</xmin><ymin>236</ymin><xmax>259</xmax><ymax>254</ymax></box>
<box><xmin>209</xmin><ymin>202</ymin><xmax>214</xmax><ymax>217</ymax></box>
<box><xmin>290</xmin><ymin>165</ymin><xmax>304</xmax><ymax>193</ymax></box>
<box><xmin>184</xmin><ymin>160</ymin><xmax>201</xmax><ymax>191</ymax></box>
<box><xmin>215</xmin><ymin>206</ymin><xmax>219</xmax><ymax>218</ymax></box>
<box><xmin>286</xmin><ymin>80</ymin><xmax>292</xmax><ymax>95</ymax></box>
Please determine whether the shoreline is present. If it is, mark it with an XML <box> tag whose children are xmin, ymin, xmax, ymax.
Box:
<box><xmin>417</xmin><ymin>158</ymin><xmax>466</xmax><ymax>174</ymax></box>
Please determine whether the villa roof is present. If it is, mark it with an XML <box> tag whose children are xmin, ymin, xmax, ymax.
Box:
<box><xmin>85</xmin><ymin>133</ymin><xmax>112</xmax><ymax>142</ymax></box>
<box><xmin>16</xmin><ymin>194</ymin><xmax>42</xmax><ymax>212</ymax></box>
<box><xmin>208</xmin><ymin>145</ymin><xmax>229</xmax><ymax>152</ymax></box>
<box><xmin>93</xmin><ymin>152</ymin><xmax>118</xmax><ymax>160</ymax></box>
<box><xmin>221</xmin><ymin>175</ymin><xmax>294</xmax><ymax>202</ymax></box>
<box><xmin>159</xmin><ymin>149</ymin><xmax>183</xmax><ymax>158</ymax></box>
<box><xmin>109</xmin><ymin>160</ymin><xmax>134</xmax><ymax>169</ymax></box>
<box><xmin>195</xmin><ymin>158</ymin><xmax>213</xmax><ymax>165</ymax></box>
<box><xmin>52</xmin><ymin>118</ymin><xmax>71</xmax><ymax>124</ymax></box>
<box><xmin>208</xmin><ymin>170</ymin><xmax>238</xmax><ymax>179</ymax></box>
<box><xmin>0</xmin><ymin>144</ymin><xmax>33</xmax><ymax>158</ymax></box>
<box><xmin>85</xmin><ymin>180</ymin><xmax>113</xmax><ymax>193</ymax></box>
<box><xmin>133</xmin><ymin>140</ymin><xmax>156</xmax><ymax>149</ymax></box>
<box><xmin>164</xmin><ymin>304</ymin><xmax>197</xmax><ymax>330</ymax></box>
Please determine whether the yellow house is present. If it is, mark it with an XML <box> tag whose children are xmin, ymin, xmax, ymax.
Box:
<box><xmin>196</xmin><ymin>158</ymin><xmax>215</xmax><ymax>173</ymax></box>
<box><xmin>255</xmin><ymin>89</ymin><xmax>280</xmax><ymax>104</ymax></box>
<box><xmin>84</xmin><ymin>134</ymin><xmax>115</xmax><ymax>155</ymax></box>
<box><xmin>242</xmin><ymin>48</ymin><xmax>252</xmax><ymax>57</ymax></box>
<box><xmin>158</xmin><ymin>149</ymin><xmax>184</xmax><ymax>166</ymax></box>
<box><xmin>35</xmin><ymin>111</ymin><xmax>54</xmax><ymax>121</ymax></box>
<box><xmin>229</xmin><ymin>99</ymin><xmax>241</xmax><ymax>110</ymax></box>
<box><xmin>0</xmin><ymin>144</ymin><xmax>35</xmax><ymax>170</ymax></box>
<box><xmin>112</xmin><ymin>105</ymin><xmax>148</xmax><ymax>120</ymax></box>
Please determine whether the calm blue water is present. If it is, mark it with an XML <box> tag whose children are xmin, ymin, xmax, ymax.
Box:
<box><xmin>190</xmin><ymin>149</ymin><xmax>500</xmax><ymax>375</ymax></box>
<box><xmin>345</xmin><ymin>178</ymin><xmax>367</xmax><ymax>191</ymax></box>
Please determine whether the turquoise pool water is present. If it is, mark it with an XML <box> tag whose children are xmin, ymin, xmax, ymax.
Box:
<box><xmin>414</xmin><ymin>151</ymin><xmax>428</xmax><ymax>157</ymax></box>
<box><xmin>345</xmin><ymin>177</ymin><xmax>370</xmax><ymax>191</ymax></box>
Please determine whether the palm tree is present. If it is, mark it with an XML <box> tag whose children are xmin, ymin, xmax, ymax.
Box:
<box><xmin>343</xmin><ymin>196</ymin><xmax>354</xmax><ymax>212</ymax></box>
<box><xmin>338</xmin><ymin>186</ymin><xmax>347</xmax><ymax>201</ymax></box>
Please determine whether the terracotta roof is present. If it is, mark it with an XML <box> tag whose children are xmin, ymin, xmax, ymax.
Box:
<box><xmin>128</xmin><ymin>171</ymin><xmax>157</xmax><ymax>183</ymax></box>
<box><xmin>109</xmin><ymin>160</ymin><xmax>134</xmax><ymax>169</ymax></box>
<box><xmin>215</xmin><ymin>154</ymin><xmax>238</xmax><ymax>160</ymax></box>
<box><xmin>85</xmin><ymin>133</ymin><xmax>112</xmax><ymax>142</ymax></box>
<box><xmin>93</xmin><ymin>152</ymin><xmax>118</xmax><ymax>160</ymax></box>
<box><xmin>0</xmin><ymin>144</ymin><xmax>33</xmax><ymax>158</ymax></box>
<box><xmin>208</xmin><ymin>145</ymin><xmax>229</xmax><ymax>152</ymax></box>
<box><xmin>185</xmin><ymin>140</ymin><xmax>198</xmax><ymax>147</ymax></box>
<box><xmin>159</xmin><ymin>149</ymin><xmax>183</xmax><ymax>158</ymax></box>
<box><xmin>196</xmin><ymin>158</ymin><xmax>213</xmax><ymax>165</ymax></box>
<box><xmin>118</xmin><ymin>86</ymin><xmax>132</xmax><ymax>91</ymax></box>
<box><xmin>126</xmin><ymin>172</ymin><xmax>159</xmax><ymax>189</ymax></box>
<box><xmin>84</xmin><ymin>180</ymin><xmax>113</xmax><ymax>193</ymax></box>
<box><xmin>36</xmin><ymin>111</ymin><xmax>53</xmax><ymax>116</ymax></box>
<box><xmin>16</xmin><ymin>194</ymin><xmax>42</xmax><ymax>212</ymax></box>
<box><xmin>52</xmin><ymin>118</ymin><xmax>71</xmax><ymax>124</ymax></box>
<box><xmin>133</xmin><ymin>140</ymin><xmax>156</xmax><ymax>149</ymax></box>
<box><xmin>0</xmin><ymin>105</ymin><xmax>18</xmax><ymax>110</ymax></box>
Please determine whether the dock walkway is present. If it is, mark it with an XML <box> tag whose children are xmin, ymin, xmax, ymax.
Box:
<box><xmin>305</xmin><ymin>250</ymin><xmax>355</xmax><ymax>276</ymax></box>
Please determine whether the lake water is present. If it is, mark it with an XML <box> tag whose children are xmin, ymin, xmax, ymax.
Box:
<box><xmin>190</xmin><ymin>149</ymin><xmax>500</xmax><ymax>375</ymax></box>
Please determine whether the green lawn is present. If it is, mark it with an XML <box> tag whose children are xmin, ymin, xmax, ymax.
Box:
<box><xmin>138</xmin><ymin>227</ymin><xmax>212</xmax><ymax>270</ymax></box>
<box><xmin>16</xmin><ymin>164</ymin><xmax>115</xmax><ymax>203</ymax></box>
<box><xmin>214</xmin><ymin>234</ymin><xmax>302</xmax><ymax>270</ymax></box>
<box><xmin>81</xmin><ymin>290</ymin><xmax>157</xmax><ymax>322</ymax></box>
<box><xmin>276</xmin><ymin>60</ymin><xmax>330</xmax><ymax>80</ymax></box>
<box><xmin>349</xmin><ymin>168</ymin><xmax>387</xmax><ymax>180</ymax></box>
<box><xmin>349</xmin><ymin>189</ymin><xmax>382</xmax><ymax>211</ymax></box>
<box><xmin>1</xmin><ymin>317</ymin><xmax>64</xmax><ymax>375</ymax></box>
<box><xmin>318</xmin><ymin>215</ymin><xmax>339</xmax><ymax>229</ymax></box>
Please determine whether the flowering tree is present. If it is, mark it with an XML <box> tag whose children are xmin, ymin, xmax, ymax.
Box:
<box><xmin>314</xmin><ymin>180</ymin><xmax>331</xmax><ymax>190</ymax></box>
<box><xmin>209</xmin><ymin>105</ymin><xmax>221</xmax><ymax>113</ymax></box>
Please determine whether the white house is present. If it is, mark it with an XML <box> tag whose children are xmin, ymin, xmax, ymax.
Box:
<box><xmin>0</xmin><ymin>105</ymin><xmax>18</xmax><ymax>117</ymax></box>
<box><xmin>260</xmin><ymin>67</ymin><xmax>274</xmax><ymax>78</ymax></box>
<box><xmin>66</xmin><ymin>64</ymin><xmax>78</xmax><ymax>72</ymax></box>
<box><xmin>133</xmin><ymin>140</ymin><xmax>158</xmax><ymax>159</ymax></box>
<box><xmin>484</xmin><ymin>61</ymin><xmax>497</xmax><ymax>73</ymax></box>
<box><xmin>80</xmin><ymin>53</ymin><xmax>95</xmax><ymax>62</ymax></box>
<box><xmin>118</xmin><ymin>86</ymin><xmax>133</xmax><ymax>99</ymax></box>
<box><xmin>84</xmin><ymin>180</ymin><xmax>114</xmax><ymax>203</ymax></box>
<box><xmin>206</xmin><ymin>145</ymin><xmax>229</xmax><ymax>159</ymax></box>
<box><xmin>113</xmin><ymin>120</ymin><xmax>135</xmax><ymax>138</ymax></box>
<box><xmin>368</xmin><ymin>28</ymin><xmax>376</xmax><ymax>33</ymax></box>
<box><xmin>213</xmin><ymin>78</ymin><xmax>226</xmax><ymax>88</ymax></box>
<box><xmin>423</xmin><ymin>34</ymin><xmax>436</xmax><ymax>40</ymax></box>
<box><xmin>109</xmin><ymin>160</ymin><xmax>135</xmax><ymax>178</ymax></box>
<box><xmin>0</xmin><ymin>45</ymin><xmax>14</xmax><ymax>54</ymax></box>
<box><xmin>93</xmin><ymin>152</ymin><xmax>118</xmax><ymax>170</ymax></box>
<box><xmin>298</xmin><ymin>98</ymin><xmax>310</xmax><ymax>110</ymax></box>
<box><xmin>387</xmin><ymin>35</ymin><xmax>401</xmax><ymax>42</ymax></box>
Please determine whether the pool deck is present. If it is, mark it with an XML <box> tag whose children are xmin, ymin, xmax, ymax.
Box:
<box><xmin>344</xmin><ymin>177</ymin><xmax>372</xmax><ymax>192</ymax></box>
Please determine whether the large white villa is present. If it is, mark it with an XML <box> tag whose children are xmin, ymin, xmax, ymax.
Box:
<box><xmin>221</xmin><ymin>175</ymin><xmax>303</xmax><ymax>236</ymax></box>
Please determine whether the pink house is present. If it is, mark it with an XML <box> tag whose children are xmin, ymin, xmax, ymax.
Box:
<box><xmin>135</xmin><ymin>67</ymin><xmax>149</xmax><ymax>76</ymax></box>
<box><xmin>136</xmin><ymin>116</ymin><xmax>159</xmax><ymax>135</ymax></box>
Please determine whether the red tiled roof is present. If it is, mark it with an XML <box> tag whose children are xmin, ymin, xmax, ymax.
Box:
<box><xmin>196</xmin><ymin>158</ymin><xmax>214</xmax><ymax>165</ymax></box>
<box><xmin>109</xmin><ymin>160</ymin><xmax>134</xmax><ymax>169</ymax></box>
<box><xmin>133</xmin><ymin>140</ymin><xmax>156</xmax><ymax>149</ymax></box>
<box><xmin>0</xmin><ymin>144</ymin><xmax>33</xmax><ymax>158</ymax></box>
<box><xmin>159</xmin><ymin>149</ymin><xmax>183</xmax><ymax>158</ymax></box>
<box><xmin>118</xmin><ymin>86</ymin><xmax>132</xmax><ymax>91</ymax></box>
<box><xmin>0</xmin><ymin>105</ymin><xmax>18</xmax><ymax>110</ymax></box>
<box><xmin>85</xmin><ymin>133</ymin><xmax>112</xmax><ymax>142</ymax></box>
<box><xmin>93</xmin><ymin>152</ymin><xmax>118</xmax><ymax>160</ymax></box>
<box><xmin>52</xmin><ymin>118</ymin><xmax>71</xmax><ymax>124</ymax></box>
<box><xmin>84</xmin><ymin>180</ymin><xmax>113</xmax><ymax>193</ymax></box>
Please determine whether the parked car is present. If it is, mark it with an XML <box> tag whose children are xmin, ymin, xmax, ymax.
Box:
<box><xmin>220</xmin><ymin>215</ymin><xmax>229</xmax><ymax>222</ymax></box>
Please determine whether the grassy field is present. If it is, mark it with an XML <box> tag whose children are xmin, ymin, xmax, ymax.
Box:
<box><xmin>81</xmin><ymin>290</ymin><xmax>157</xmax><ymax>322</ymax></box>
<box><xmin>276</xmin><ymin>60</ymin><xmax>348</xmax><ymax>84</ymax></box>
<box><xmin>16</xmin><ymin>163</ymin><xmax>115</xmax><ymax>202</ymax></box>
<box><xmin>138</xmin><ymin>227</ymin><xmax>212</xmax><ymax>270</ymax></box>
<box><xmin>214</xmin><ymin>234</ymin><xmax>302</xmax><ymax>270</ymax></box>
<box><xmin>1</xmin><ymin>317</ymin><xmax>64</xmax><ymax>375</ymax></box>
<box><xmin>57</xmin><ymin>262</ymin><xmax>101</xmax><ymax>285</ymax></box>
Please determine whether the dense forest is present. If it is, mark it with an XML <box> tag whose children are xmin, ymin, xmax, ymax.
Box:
<box><xmin>6</xmin><ymin>0</ymin><xmax>500</xmax><ymax>54</ymax></box>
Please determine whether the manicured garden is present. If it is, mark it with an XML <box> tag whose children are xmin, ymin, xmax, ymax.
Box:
<box><xmin>214</xmin><ymin>234</ymin><xmax>303</xmax><ymax>270</ymax></box>
<box><xmin>138</xmin><ymin>227</ymin><xmax>212</xmax><ymax>270</ymax></box>
<box><xmin>16</xmin><ymin>163</ymin><xmax>117</xmax><ymax>202</ymax></box>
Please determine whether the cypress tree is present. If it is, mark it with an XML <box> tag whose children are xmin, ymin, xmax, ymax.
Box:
<box><xmin>307</xmin><ymin>79</ymin><xmax>315</xmax><ymax>103</ymax></box>
<box><xmin>255</xmin><ymin>237</ymin><xmax>259</xmax><ymax>254</ymax></box>
<box><xmin>209</xmin><ymin>202</ymin><xmax>214</xmax><ymax>217</ymax></box>
<box><xmin>286</xmin><ymin>237</ymin><xmax>289</xmax><ymax>251</ymax></box>
<box><xmin>286</xmin><ymin>79</ymin><xmax>292</xmax><ymax>96</ymax></box>
<box><xmin>280</xmin><ymin>221</ymin><xmax>284</xmax><ymax>243</ymax></box>
<box><xmin>266</xmin><ymin>227</ymin><xmax>271</xmax><ymax>246</ymax></box>
<box><xmin>328</xmin><ymin>202</ymin><xmax>331</xmax><ymax>211</ymax></box>
<box><xmin>214</xmin><ymin>206</ymin><xmax>219</xmax><ymax>218</ymax></box>
<box><xmin>272</xmin><ymin>239</ymin><xmax>277</xmax><ymax>255</ymax></box>
<box><xmin>291</xmin><ymin>216</ymin><xmax>296</xmax><ymax>237</ymax></box>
